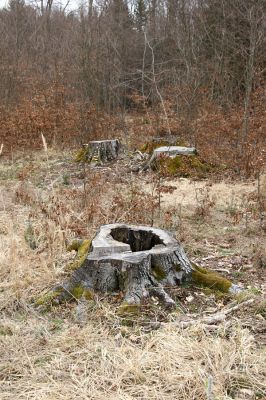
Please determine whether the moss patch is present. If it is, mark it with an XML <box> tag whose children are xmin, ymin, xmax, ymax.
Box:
<box><xmin>153</xmin><ymin>155</ymin><xmax>215</xmax><ymax>178</ymax></box>
<box><xmin>35</xmin><ymin>288</ymin><xmax>65</xmax><ymax>306</ymax></box>
<box><xmin>70</xmin><ymin>285</ymin><xmax>95</xmax><ymax>300</ymax></box>
<box><xmin>191</xmin><ymin>263</ymin><xmax>232</xmax><ymax>293</ymax></box>
<box><xmin>74</xmin><ymin>145</ymin><xmax>91</xmax><ymax>163</ymax></box>
<box><xmin>66</xmin><ymin>239</ymin><xmax>91</xmax><ymax>271</ymax></box>
<box><xmin>67</xmin><ymin>239</ymin><xmax>83</xmax><ymax>252</ymax></box>
<box><xmin>77</xmin><ymin>239</ymin><xmax>91</xmax><ymax>257</ymax></box>
<box><xmin>71</xmin><ymin>285</ymin><xmax>85</xmax><ymax>299</ymax></box>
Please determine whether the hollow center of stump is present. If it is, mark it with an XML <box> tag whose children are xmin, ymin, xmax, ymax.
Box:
<box><xmin>111</xmin><ymin>227</ymin><xmax>164</xmax><ymax>252</ymax></box>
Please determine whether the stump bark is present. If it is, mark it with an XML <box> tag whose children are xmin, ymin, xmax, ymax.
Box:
<box><xmin>75</xmin><ymin>139</ymin><xmax>120</xmax><ymax>163</ymax></box>
<box><xmin>37</xmin><ymin>224</ymin><xmax>241</xmax><ymax>309</ymax></box>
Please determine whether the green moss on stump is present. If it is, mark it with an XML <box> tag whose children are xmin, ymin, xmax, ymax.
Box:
<box><xmin>74</xmin><ymin>145</ymin><xmax>90</xmax><ymax>163</ymax></box>
<box><xmin>66</xmin><ymin>239</ymin><xmax>91</xmax><ymax>271</ymax></box>
<box><xmin>71</xmin><ymin>285</ymin><xmax>95</xmax><ymax>300</ymax></box>
<box><xmin>36</xmin><ymin>285</ymin><xmax>94</xmax><ymax>306</ymax></box>
<box><xmin>153</xmin><ymin>155</ymin><xmax>214</xmax><ymax>178</ymax></box>
<box><xmin>77</xmin><ymin>240</ymin><xmax>91</xmax><ymax>257</ymax></box>
<box><xmin>191</xmin><ymin>263</ymin><xmax>232</xmax><ymax>293</ymax></box>
<box><xmin>71</xmin><ymin>285</ymin><xmax>84</xmax><ymax>299</ymax></box>
<box><xmin>67</xmin><ymin>239</ymin><xmax>83</xmax><ymax>252</ymax></box>
<box><xmin>36</xmin><ymin>240</ymin><xmax>93</xmax><ymax>307</ymax></box>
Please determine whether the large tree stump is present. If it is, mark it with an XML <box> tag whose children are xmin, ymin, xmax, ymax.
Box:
<box><xmin>75</xmin><ymin>139</ymin><xmax>120</xmax><ymax>163</ymax></box>
<box><xmin>143</xmin><ymin>146</ymin><xmax>197</xmax><ymax>170</ymax></box>
<box><xmin>37</xmin><ymin>224</ymin><xmax>241</xmax><ymax>310</ymax></box>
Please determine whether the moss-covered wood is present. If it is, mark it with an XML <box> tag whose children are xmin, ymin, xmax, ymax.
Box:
<box><xmin>152</xmin><ymin>155</ymin><xmax>215</xmax><ymax>178</ymax></box>
<box><xmin>66</xmin><ymin>239</ymin><xmax>91</xmax><ymax>271</ymax></box>
<box><xmin>191</xmin><ymin>263</ymin><xmax>232</xmax><ymax>292</ymax></box>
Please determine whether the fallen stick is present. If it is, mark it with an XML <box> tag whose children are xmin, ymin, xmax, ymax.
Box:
<box><xmin>163</xmin><ymin>298</ymin><xmax>254</xmax><ymax>329</ymax></box>
<box><xmin>211</xmin><ymin>268</ymin><xmax>230</xmax><ymax>274</ymax></box>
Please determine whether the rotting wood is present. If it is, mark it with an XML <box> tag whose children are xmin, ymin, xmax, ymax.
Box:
<box><xmin>36</xmin><ymin>224</ymin><xmax>242</xmax><ymax>311</ymax></box>
<box><xmin>143</xmin><ymin>146</ymin><xmax>197</xmax><ymax>170</ymax></box>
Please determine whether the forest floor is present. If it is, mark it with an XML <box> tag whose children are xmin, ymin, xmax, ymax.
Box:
<box><xmin>0</xmin><ymin>148</ymin><xmax>265</xmax><ymax>400</ymax></box>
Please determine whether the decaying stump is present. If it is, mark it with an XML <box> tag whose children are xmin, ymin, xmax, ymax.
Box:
<box><xmin>152</xmin><ymin>146</ymin><xmax>197</xmax><ymax>158</ymax></box>
<box><xmin>144</xmin><ymin>146</ymin><xmax>197</xmax><ymax>170</ymax></box>
<box><xmin>75</xmin><ymin>139</ymin><xmax>120</xmax><ymax>163</ymax></box>
<box><xmin>37</xmin><ymin>224</ymin><xmax>241</xmax><ymax>310</ymax></box>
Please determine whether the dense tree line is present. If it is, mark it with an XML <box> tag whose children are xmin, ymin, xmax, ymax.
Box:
<box><xmin>0</xmin><ymin>0</ymin><xmax>265</xmax><ymax>114</ymax></box>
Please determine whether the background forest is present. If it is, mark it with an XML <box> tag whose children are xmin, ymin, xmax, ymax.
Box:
<box><xmin>0</xmin><ymin>0</ymin><xmax>265</xmax><ymax>175</ymax></box>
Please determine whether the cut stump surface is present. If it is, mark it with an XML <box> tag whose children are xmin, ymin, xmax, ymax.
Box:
<box><xmin>144</xmin><ymin>146</ymin><xmax>197</xmax><ymax>170</ymax></box>
<box><xmin>37</xmin><ymin>224</ymin><xmax>242</xmax><ymax>309</ymax></box>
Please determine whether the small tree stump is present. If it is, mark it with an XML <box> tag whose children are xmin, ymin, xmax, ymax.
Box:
<box><xmin>89</xmin><ymin>139</ymin><xmax>120</xmax><ymax>162</ymax></box>
<box><xmin>36</xmin><ymin>224</ymin><xmax>241</xmax><ymax>310</ymax></box>
<box><xmin>75</xmin><ymin>139</ymin><xmax>120</xmax><ymax>163</ymax></box>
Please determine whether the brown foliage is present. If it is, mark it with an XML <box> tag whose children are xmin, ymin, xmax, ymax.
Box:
<box><xmin>0</xmin><ymin>82</ymin><xmax>120</xmax><ymax>153</ymax></box>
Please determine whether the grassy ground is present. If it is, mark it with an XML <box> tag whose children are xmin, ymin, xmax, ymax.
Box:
<box><xmin>0</xmin><ymin>148</ymin><xmax>265</xmax><ymax>400</ymax></box>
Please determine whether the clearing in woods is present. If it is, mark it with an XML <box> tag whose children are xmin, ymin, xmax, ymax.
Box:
<box><xmin>0</xmin><ymin>149</ymin><xmax>265</xmax><ymax>400</ymax></box>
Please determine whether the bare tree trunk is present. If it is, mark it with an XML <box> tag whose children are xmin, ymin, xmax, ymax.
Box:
<box><xmin>242</xmin><ymin>7</ymin><xmax>256</xmax><ymax>146</ymax></box>
<box><xmin>144</xmin><ymin>31</ymin><xmax>171</xmax><ymax>136</ymax></box>
<box><xmin>88</xmin><ymin>0</ymin><xmax>93</xmax><ymax>20</ymax></box>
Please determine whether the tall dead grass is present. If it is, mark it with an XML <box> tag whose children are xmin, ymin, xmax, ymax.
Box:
<box><xmin>0</xmin><ymin>154</ymin><xmax>265</xmax><ymax>400</ymax></box>
<box><xmin>1</xmin><ymin>312</ymin><xmax>265</xmax><ymax>399</ymax></box>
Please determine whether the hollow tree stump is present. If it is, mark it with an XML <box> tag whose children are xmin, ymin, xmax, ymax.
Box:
<box><xmin>37</xmin><ymin>224</ymin><xmax>241</xmax><ymax>310</ymax></box>
<box><xmin>75</xmin><ymin>139</ymin><xmax>120</xmax><ymax>163</ymax></box>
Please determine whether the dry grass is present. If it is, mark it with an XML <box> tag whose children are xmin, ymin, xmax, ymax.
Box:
<box><xmin>0</xmin><ymin>150</ymin><xmax>265</xmax><ymax>400</ymax></box>
<box><xmin>1</xmin><ymin>313</ymin><xmax>265</xmax><ymax>400</ymax></box>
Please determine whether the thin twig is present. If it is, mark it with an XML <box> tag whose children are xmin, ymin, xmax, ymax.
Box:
<box><xmin>163</xmin><ymin>298</ymin><xmax>254</xmax><ymax>329</ymax></box>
